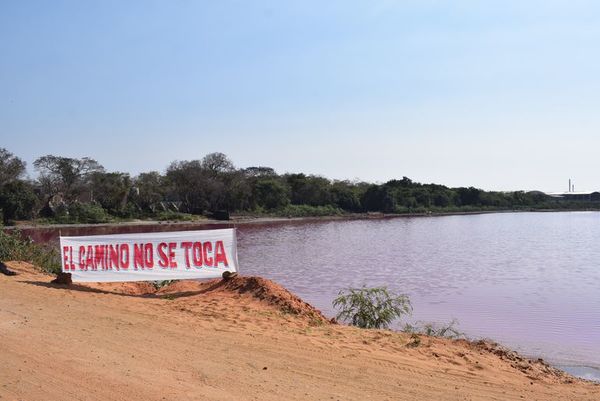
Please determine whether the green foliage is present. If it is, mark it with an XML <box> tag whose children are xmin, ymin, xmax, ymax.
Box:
<box><xmin>89</xmin><ymin>171</ymin><xmax>131</xmax><ymax>215</ymax></box>
<box><xmin>333</xmin><ymin>284</ymin><xmax>464</xmax><ymax>339</ymax></box>
<box><xmin>285</xmin><ymin>173</ymin><xmax>332</xmax><ymax>206</ymax></box>
<box><xmin>333</xmin><ymin>286</ymin><xmax>412</xmax><ymax>329</ymax></box>
<box><xmin>131</xmin><ymin>171</ymin><xmax>167</xmax><ymax>213</ymax></box>
<box><xmin>278</xmin><ymin>204</ymin><xmax>343</xmax><ymax>217</ymax></box>
<box><xmin>202</xmin><ymin>152</ymin><xmax>235</xmax><ymax>174</ymax></box>
<box><xmin>0</xmin><ymin>180</ymin><xmax>38</xmax><ymax>224</ymax></box>
<box><xmin>155</xmin><ymin>211</ymin><xmax>194</xmax><ymax>221</ymax></box>
<box><xmin>361</xmin><ymin>185</ymin><xmax>397</xmax><ymax>212</ymax></box>
<box><xmin>0</xmin><ymin>230</ymin><xmax>61</xmax><ymax>274</ymax></box>
<box><xmin>253</xmin><ymin>178</ymin><xmax>290</xmax><ymax>210</ymax></box>
<box><xmin>0</xmin><ymin>149</ymin><xmax>36</xmax><ymax>224</ymax></box>
<box><xmin>34</xmin><ymin>155</ymin><xmax>104</xmax><ymax>202</ymax></box>
<box><xmin>330</xmin><ymin>180</ymin><xmax>362</xmax><ymax>211</ymax></box>
<box><xmin>165</xmin><ymin>160</ymin><xmax>211</xmax><ymax>214</ymax></box>
<box><xmin>54</xmin><ymin>202</ymin><xmax>112</xmax><ymax>224</ymax></box>
<box><xmin>403</xmin><ymin>319</ymin><xmax>465</xmax><ymax>339</ymax></box>
<box><xmin>0</xmin><ymin>148</ymin><xmax>27</xmax><ymax>186</ymax></box>
<box><xmin>221</xmin><ymin>170</ymin><xmax>253</xmax><ymax>211</ymax></box>
<box><xmin>0</xmin><ymin>147</ymin><xmax>599</xmax><ymax>224</ymax></box>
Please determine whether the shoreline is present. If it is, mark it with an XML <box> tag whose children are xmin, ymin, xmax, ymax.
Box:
<box><xmin>0</xmin><ymin>209</ymin><xmax>537</xmax><ymax>246</ymax></box>
<box><xmin>5</xmin><ymin>207</ymin><xmax>600</xmax><ymax>233</ymax></box>
<box><xmin>1</xmin><ymin>261</ymin><xmax>598</xmax><ymax>400</ymax></box>
<box><xmin>4</xmin><ymin>209</ymin><xmax>600</xmax><ymax>382</ymax></box>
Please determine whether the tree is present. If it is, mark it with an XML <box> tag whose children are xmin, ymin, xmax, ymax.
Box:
<box><xmin>166</xmin><ymin>154</ymin><xmax>245</xmax><ymax>213</ymax></box>
<box><xmin>413</xmin><ymin>188</ymin><xmax>431</xmax><ymax>207</ymax></box>
<box><xmin>285</xmin><ymin>174</ymin><xmax>332</xmax><ymax>206</ymax></box>
<box><xmin>433</xmin><ymin>192</ymin><xmax>451</xmax><ymax>207</ymax></box>
<box><xmin>33</xmin><ymin>155</ymin><xmax>104</xmax><ymax>202</ymax></box>
<box><xmin>0</xmin><ymin>149</ymin><xmax>34</xmax><ymax>223</ymax></box>
<box><xmin>361</xmin><ymin>185</ymin><xmax>397</xmax><ymax>212</ymax></box>
<box><xmin>253</xmin><ymin>178</ymin><xmax>290</xmax><ymax>210</ymax></box>
<box><xmin>331</xmin><ymin>181</ymin><xmax>362</xmax><ymax>212</ymax></box>
<box><xmin>89</xmin><ymin>172</ymin><xmax>132</xmax><ymax>214</ymax></box>
<box><xmin>243</xmin><ymin>166</ymin><xmax>276</xmax><ymax>178</ymax></box>
<box><xmin>361</xmin><ymin>185</ymin><xmax>382</xmax><ymax>212</ymax></box>
<box><xmin>132</xmin><ymin>171</ymin><xmax>167</xmax><ymax>212</ymax></box>
<box><xmin>0</xmin><ymin>180</ymin><xmax>38</xmax><ymax>224</ymax></box>
<box><xmin>456</xmin><ymin>187</ymin><xmax>482</xmax><ymax>206</ymax></box>
<box><xmin>221</xmin><ymin>170</ymin><xmax>253</xmax><ymax>211</ymax></box>
<box><xmin>385</xmin><ymin>177</ymin><xmax>413</xmax><ymax>189</ymax></box>
<box><xmin>202</xmin><ymin>152</ymin><xmax>235</xmax><ymax>175</ymax></box>
<box><xmin>165</xmin><ymin>160</ymin><xmax>209</xmax><ymax>214</ymax></box>
<box><xmin>0</xmin><ymin>148</ymin><xmax>26</xmax><ymax>186</ymax></box>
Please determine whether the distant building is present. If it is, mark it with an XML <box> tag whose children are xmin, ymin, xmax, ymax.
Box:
<box><xmin>545</xmin><ymin>179</ymin><xmax>600</xmax><ymax>201</ymax></box>
<box><xmin>545</xmin><ymin>191</ymin><xmax>600</xmax><ymax>201</ymax></box>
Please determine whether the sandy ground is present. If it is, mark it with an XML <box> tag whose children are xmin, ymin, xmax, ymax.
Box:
<box><xmin>1</xmin><ymin>262</ymin><xmax>598</xmax><ymax>401</ymax></box>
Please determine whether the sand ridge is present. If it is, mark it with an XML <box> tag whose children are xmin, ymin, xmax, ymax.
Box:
<box><xmin>1</xmin><ymin>261</ymin><xmax>598</xmax><ymax>400</ymax></box>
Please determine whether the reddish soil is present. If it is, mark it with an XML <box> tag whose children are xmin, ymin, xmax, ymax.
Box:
<box><xmin>1</xmin><ymin>261</ymin><xmax>599</xmax><ymax>401</ymax></box>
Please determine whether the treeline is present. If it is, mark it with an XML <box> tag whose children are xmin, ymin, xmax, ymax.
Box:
<box><xmin>0</xmin><ymin>148</ymin><xmax>594</xmax><ymax>225</ymax></box>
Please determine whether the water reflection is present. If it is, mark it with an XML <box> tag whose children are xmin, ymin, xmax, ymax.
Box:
<box><xmin>236</xmin><ymin>212</ymin><xmax>600</xmax><ymax>373</ymax></box>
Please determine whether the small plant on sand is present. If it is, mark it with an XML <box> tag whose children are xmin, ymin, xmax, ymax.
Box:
<box><xmin>0</xmin><ymin>230</ymin><xmax>61</xmax><ymax>274</ymax></box>
<box><xmin>333</xmin><ymin>286</ymin><xmax>412</xmax><ymax>329</ymax></box>
<box><xmin>406</xmin><ymin>333</ymin><xmax>421</xmax><ymax>348</ymax></box>
<box><xmin>403</xmin><ymin>319</ymin><xmax>465</xmax><ymax>339</ymax></box>
<box><xmin>152</xmin><ymin>280</ymin><xmax>175</xmax><ymax>289</ymax></box>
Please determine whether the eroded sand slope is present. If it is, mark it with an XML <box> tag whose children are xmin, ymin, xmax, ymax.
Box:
<box><xmin>1</xmin><ymin>262</ymin><xmax>598</xmax><ymax>401</ymax></box>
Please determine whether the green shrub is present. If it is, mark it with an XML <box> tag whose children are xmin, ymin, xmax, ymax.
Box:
<box><xmin>333</xmin><ymin>286</ymin><xmax>412</xmax><ymax>329</ymax></box>
<box><xmin>253</xmin><ymin>179</ymin><xmax>290</xmax><ymax>210</ymax></box>
<box><xmin>0</xmin><ymin>230</ymin><xmax>61</xmax><ymax>274</ymax></box>
<box><xmin>0</xmin><ymin>180</ymin><xmax>38</xmax><ymax>224</ymax></box>
<box><xmin>155</xmin><ymin>211</ymin><xmax>194</xmax><ymax>221</ymax></box>
<box><xmin>54</xmin><ymin>202</ymin><xmax>112</xmax><ymax>224</ymax></box>
<box><xmin>403</xmin><ymin>319</ymin><xmax>464</xmax><ymax>339</ymax></box>
<box><xmin>278</xmin><ymin>204</ymin><xmax>343</xmax><ymax>217</ymax></box>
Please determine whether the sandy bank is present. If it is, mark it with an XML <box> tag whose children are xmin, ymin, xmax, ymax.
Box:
<box><xmin>1</xmin><ymin>262</ymin><xmax>598</xmax><ymax>401</ymax></box>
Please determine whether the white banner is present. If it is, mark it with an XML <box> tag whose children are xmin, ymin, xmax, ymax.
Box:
<box><xmin>60</xmin><ymin>229</ymin><xmax>238</xmax><ymax>282</ymax></box>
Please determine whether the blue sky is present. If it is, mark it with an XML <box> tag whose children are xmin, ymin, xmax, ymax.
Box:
<box><xmin>1</xmin><ymin>1</ymin><xmax>599</xmax><ymax>191</ymax></box>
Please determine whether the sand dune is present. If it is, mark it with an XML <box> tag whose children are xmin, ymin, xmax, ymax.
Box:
<box><xmin>1</xmin><ymin>262</ymin><xmax>598</xmax><ymax>400</ymax></box>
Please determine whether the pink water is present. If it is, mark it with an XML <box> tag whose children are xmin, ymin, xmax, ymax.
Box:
<box><xmin>236</xmin><ymin>212</ymin><xmax>600</xmax><ymax>376</ymax></box>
